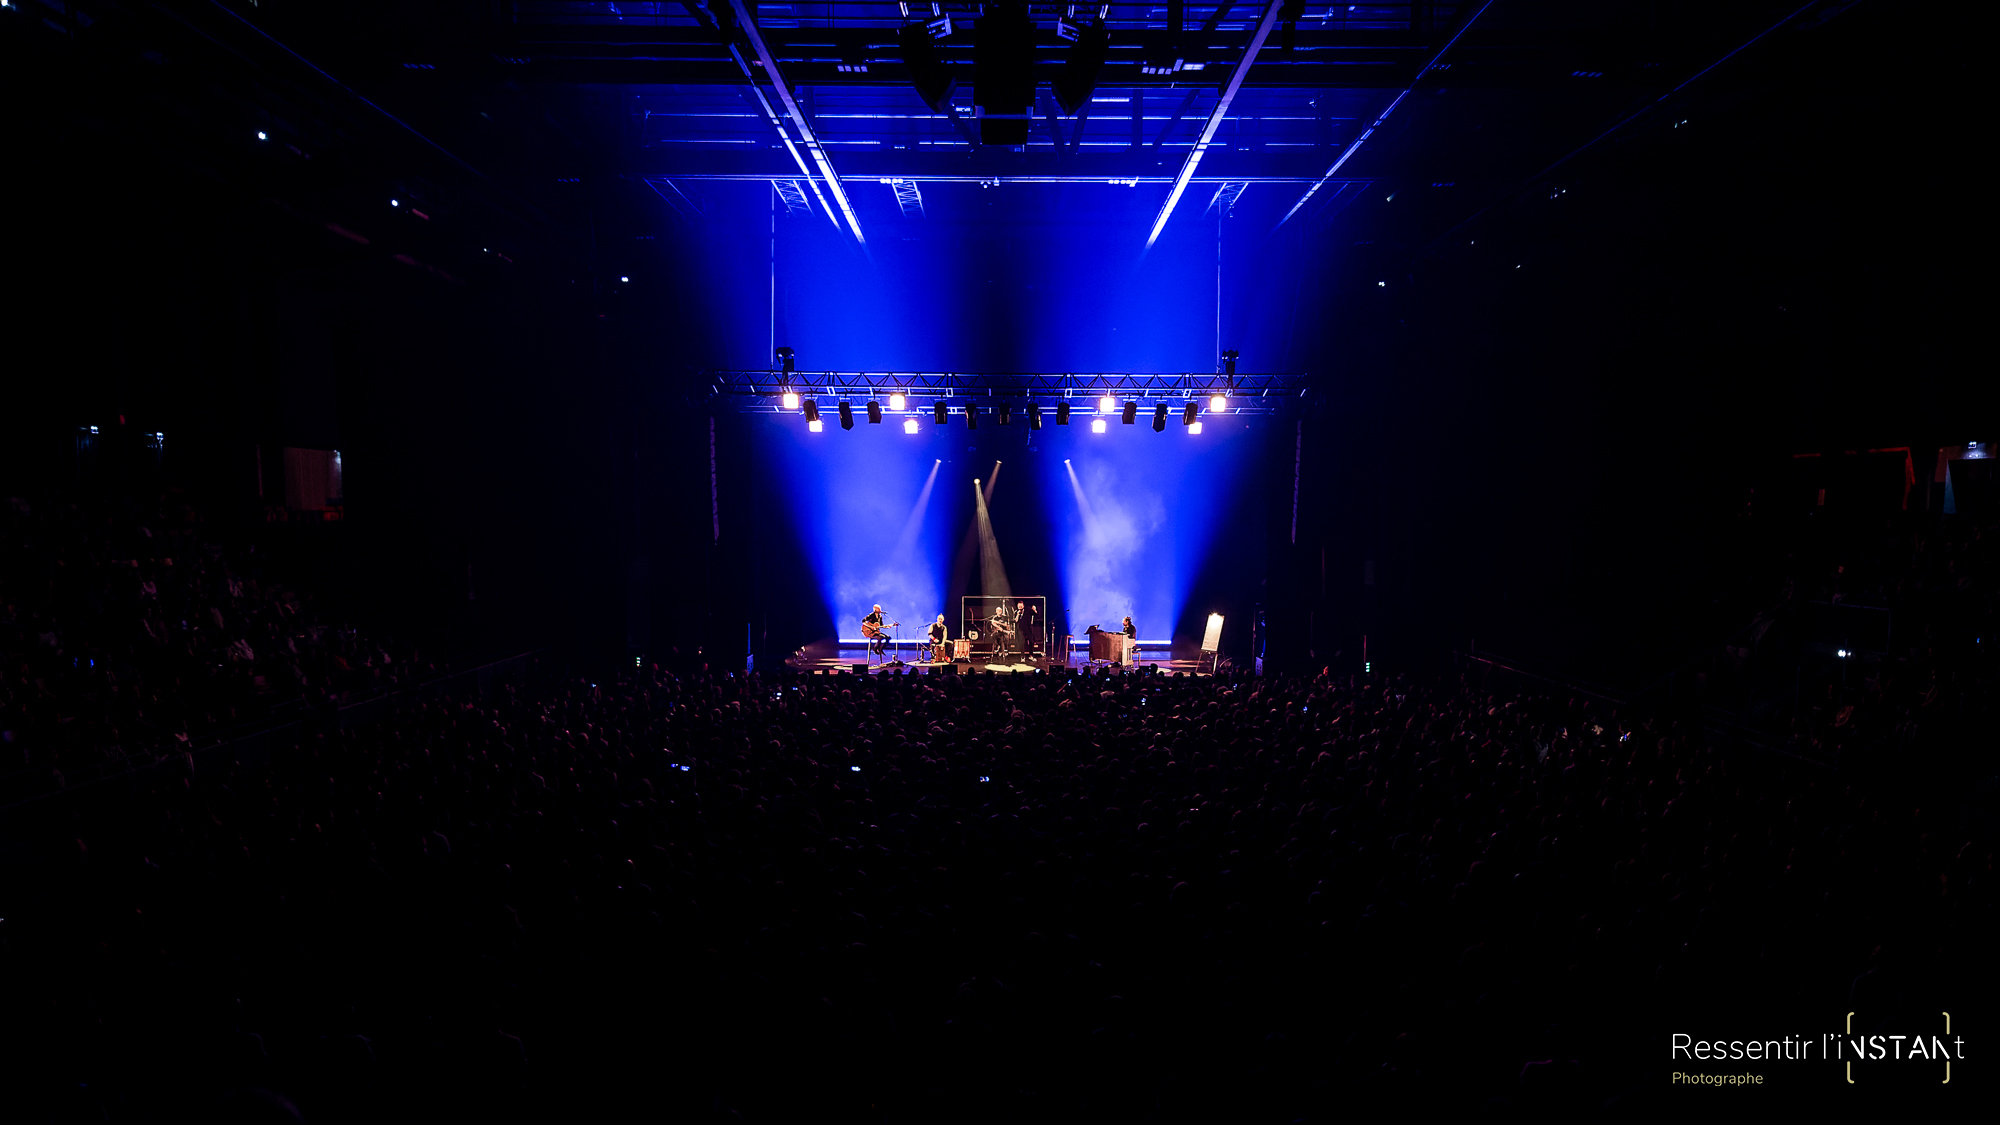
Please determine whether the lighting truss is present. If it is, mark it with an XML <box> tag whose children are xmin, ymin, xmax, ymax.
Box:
<box><xmin>887</xmin><ymin>178</ymin><xmax>925</xmax><ymax>217</ymax></box>
<box><xmin>709</xmin><ymin>370</ymin><xmax>1309</xmax><ymax>415</ymax></box>
<box><xmin>772</xmin><ymin>179</ymin><xmax>814</xmax><ymax>214</ymax></box>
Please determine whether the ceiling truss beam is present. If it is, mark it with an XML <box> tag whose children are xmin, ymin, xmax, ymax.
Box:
<box><xmin>725</xmin><ymin>0</ymin><xmax>867</xmax><ymax>245</ymax></box>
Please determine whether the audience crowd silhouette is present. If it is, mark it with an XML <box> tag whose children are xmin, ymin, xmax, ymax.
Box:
<box><xmin>1</xmin><ymin>495</ymin><xmax>1990</xmax><ymax>1121</ymax></box>
<box><xmin>1</xmin><ymin>493</ymin><xmax>425</xmax><ymax>801</ymax></box>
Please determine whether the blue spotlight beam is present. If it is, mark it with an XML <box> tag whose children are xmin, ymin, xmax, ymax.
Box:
<box><xmin>707</xmin><ymin>370</ymin><xmax>1309</xmax><ymax>413</ymax></box>
<box><xmin>1143</xmin><ymin>0</ymin><xmax>1285</xmax><ymax>252</ymax></box>
<box><xmin>725</xmin><ymin>0</ymin><xmax>867</xmax><ymax>247</ymax></box>
<box><xmin>1276</xmin><ymin>0</ymin><xmax>1498</xmax><ymax>231</ymax></box>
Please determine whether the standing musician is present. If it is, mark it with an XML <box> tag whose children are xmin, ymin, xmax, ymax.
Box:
<box><xmin>927</xmin><ymin>614</ymin><xmax>948</xmax><ymax>662</ymax></box>
<box><xmin>862</xmin><ymin>605</ymin><xmax>898</xmax><ymax>662</ymax></box>
<box><xmin>1016</xmin><ymin>599</ymin><xmax>1042</xmax><ymax>657</ymax></box>
<box><xmin>1121</xmin><ymin>615</ymin><xmax>1137</xmax><ymax>666</ymax></box>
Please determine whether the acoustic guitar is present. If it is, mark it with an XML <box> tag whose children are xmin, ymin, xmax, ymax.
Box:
<box><xmin>861</xmin><ymin>620</ymin><xmax>900</xmax><ymax>640</ymax></box>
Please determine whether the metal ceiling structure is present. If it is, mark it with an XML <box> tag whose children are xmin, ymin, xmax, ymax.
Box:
<box><xmin>171</xmin><ymin>0</ymin><xmax>1857</xmax><ymax>254</ymax></box>
<box><xmin>324</xmin><ymin>1</ymin><xmax>1735</xmax><ymax>242</ymax></box>
<box><xmin>480</xmin><ymin>3</ymin><xmax>1628</xmax><ymax>91</ymax></box>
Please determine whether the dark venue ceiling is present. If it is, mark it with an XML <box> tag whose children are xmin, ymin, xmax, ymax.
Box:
<box><xmin>123</xmin><ymin>1</ymin><xmax>1876</xmax><ymax>242</ymax></box>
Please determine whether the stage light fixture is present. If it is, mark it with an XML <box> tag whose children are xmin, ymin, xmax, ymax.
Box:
<box><xmin>776</xmin><ymin>346</ymin><xmax>796</xmax><ymax>374</ymax></box>
<box><xmin>1098</xmin><ymin>395</ymin><xmax>1115</xmax><ymax>413</ymax></box>
<box><xmin>1210</xmin><ymin>394</ymin><xmax>1227</xmax><ymax>413</ymax></box>
<box><xmin>904</xmin><ymin>418</ymin><xmax>920</xmax><ymax>434</ymax></box>
<box><xmin>1189</xmin><ymin>421</ymin><xmax>1204</xmax><ymax>435</ymax></box>
<box><xmin>997</xmin><ymin>403</ymin><xmax>1012</xmax><ymax>425</ymax></box>
<box><xmin>838</xmin><ymin>401</ymin><xmax>855</xmax><ymax>430</ymax></box>
<box><xmin>808</xmin><ymin>419</ymin><xmax>824</xmax><ymax>432</ymax></box>
<box><xmin>1091</xmin><ymin>418</ymin><xmax>1108</xmax><ymax>434</ymax></box>
<box><xmin>889</xmin><ymin>391</ymin><xmax>906</xmax><ymax>411</ymax></box>
<box><xmin>1222</xmin><ymin>349</ymin><xmax>1238</xmax><ymax>376</ymax></box>
<box><xmin>1182</xmin><ymin>402</ymin><xmax>1199</xmax><ymax>426</ymax></box>
<box><xmin>1056</xmin><ymin>402</ymin><xmax>1071</xmax><ymax>425</ymax></box>
<box><xmin>1027</xmin><ymin>403</ymin><xmax>1043</xmax><ymax>430</ymax></box>
<box><xmin>1152</xmin><ymin>404</ymin><xmax>1168</xmax><ymax>432</ymax></box>
<box><xmin>256</xmin><ymin>131</ymin><xmax>268</xmax><ymax>141</ymax></box>
<box><xmin>1122</xmin><ymin>402</ymin><xmax>1138</xmax><ymax>425</ymax></box>
<box><xmin>965</xmin><ymin>403</ymin><xmax>979</xmax><ymax>430</ymax></box>
<box><xmin>803</xmin><ymin>400</ymin><xmax>821</xmax><ymax>424</ymax></box>
<box><xmin>866</xmin><ymin>400</ymin><xmax>883</xmax><ymax>424</ymax></box>
<box><xmin>782</xmin><ymin>391</ymin><xmax>800</xmax><ymax>411</ymax></box>
<box><xmin>935</xmin><ymin>401</ymin><xmax>949</xmax><ymax>425</ymax></box>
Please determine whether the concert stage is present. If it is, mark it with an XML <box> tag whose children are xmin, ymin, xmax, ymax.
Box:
<box><xmin>787</xmin><ymin>644</ymin><xmax>1211</xmax><ymax>677</ymax></box>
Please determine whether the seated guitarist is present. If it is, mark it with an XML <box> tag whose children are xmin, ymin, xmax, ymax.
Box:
<box><xmin>862</xmin><ymin>605</ymin><xmax>889</xmax><ymax>661</ymax></box>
